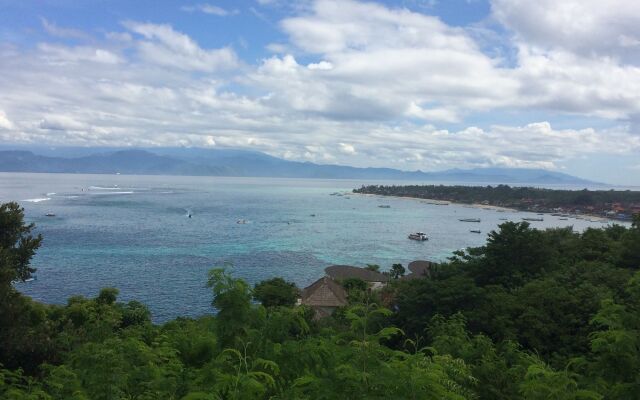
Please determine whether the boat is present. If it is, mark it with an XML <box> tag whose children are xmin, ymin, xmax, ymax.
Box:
<box><xmin>470</xmin><ymin>230</ymin><xmax>481</xmax><ymax>234</ymax></box>
<box><xmin>522</xmin><ymin>217</ymin><xmax>543</xmax><ymax>221</ymax></box>
<box><xmin>45</xmin><ymin>213</ymin><xmax>56</xmax><ymax>217</ymax></box>
<box><xmin>459</xmin><ymin>218</ymin><xmax>481</xmax><ymax>223</ymax></box>
<box><xmin>408</xmin><ymin>232</ymin><xmax>428</xmax><ymax>241</ymax></box>
<box><xmin>378</xmin><ymin>205</ymin><xmax>391</xmax><ymax>208</ymax></box>
<box><xmin>499</xmin><ymin>218</ymin><xmax>508</xmax><ymax>220</ymax></box>
<box><xmin>559</xmin><ymin>217</ymin><xmax>568</xmax><ymax>220</ymax></box>
<box><xmin>236</xmin><ymin>219</ymin><xmax>247</xmax><ymax>224</ymax></box>
<box><xmin>310</xmin><ymin>214</ymin><xmax>316</xmax><ymax>217</ymax></box>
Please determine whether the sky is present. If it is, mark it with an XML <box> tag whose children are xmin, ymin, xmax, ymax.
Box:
<box><xmin>0</xmin><ymin>0</ymin><xmax>639</xmax><ymax>184</ymax></box>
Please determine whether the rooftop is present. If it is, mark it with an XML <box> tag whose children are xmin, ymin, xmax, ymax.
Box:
<box><xmin>325</xmin><ymin>265</ymin><xmax>390</xmax><ymax>282</ymax></box>
<box><xmin>300</xmin><ymin>277</ymin><xmax>348</xmax><ymax>308</ymax></box>
<box><xmin>402</xmin><ymin>260</ymin><xmax>435</xmax><ymax>280</ymax></box>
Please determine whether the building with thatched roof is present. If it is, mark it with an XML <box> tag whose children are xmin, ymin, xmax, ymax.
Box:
<box><xmin>299</xmin><ymin>276</ymin><xmax>348</xmax><ymax>319</ymax></box>
<box><xmin>325</xmin><ymin>265</ymin><xmax>390</xmax><ymax>289</ymax></box>
<box><xmin>401</xmin><ymin>260</ymin><xmax>435</xmax><ymax>280</ymax></box>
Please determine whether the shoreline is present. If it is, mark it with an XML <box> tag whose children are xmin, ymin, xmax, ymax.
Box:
<box><xmin>352</xmin><ymin>192</ymin><xmax>624</xmax><ymax>223</ymax></box>
<box><xmin>354</xmin><ymin>192</ymin><xmax>518</xmax><ymax>212</ymax></box>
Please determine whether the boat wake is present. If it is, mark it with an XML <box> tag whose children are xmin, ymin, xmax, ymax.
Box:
<box><xmin>23</xmin><ymin>197</ymin><xmax>51</xmax><ymax>203</ymax></box>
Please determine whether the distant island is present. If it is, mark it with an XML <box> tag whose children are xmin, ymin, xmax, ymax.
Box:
<box><xmin>354</xmin><ymin>184</ymin><xmax>640</xmax><ymax>221</ymax></box>
<box><xmin>0</xmin><ymin>146</ymin><xmax>598</xmax><ymax>184</ymax></box>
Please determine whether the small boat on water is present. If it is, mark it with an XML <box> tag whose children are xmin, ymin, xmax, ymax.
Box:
<box><xmin>13</xmin><ymin>276</ymin><xmax>37</xmax><ymax>284</ymax></box>
<box><xmin>459</xmin><ymin>218</ymin><xmax>481</xmax><ymax>223</ymax></box>
<box><xmin>559</xmin><ymin>218</ymin><xmax>568</xmax><ymax>220</ymax></box>
<box><xmin>499</xmin><ymin>218</ymin><xmax>508</xmax><ymax>220</ymax></box>
<box><xmin>237</xmin><ymin>219</ymin><xmax>247</xmax><ymax>224</ymax></box>
<box><xmin>45</xmin><ymin>213</ymin><xmax>56</xmax><ymax>217</ymax></box>
<box><xmin>378</xmin><ymin>205</ymin><xmax>391</xmax><ymax>208</ymax></box>
<box><xmin>408</xmin><ymin>232</ymin><xmax>428</xmax><ymax>241</ymax></box>
<box><xmin>470</xmin><ymin>230</ymin><xmax>481</xmax><ymax>234</ymax></box>
<box><xmin>522</xmin><ymin>217</ymin><xmax>544</xmax><ymax>221</ymax></box>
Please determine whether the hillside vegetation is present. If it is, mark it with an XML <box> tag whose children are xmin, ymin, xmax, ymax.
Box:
<box><xmin>1</xmin><ymin>202</ymin><xmax>640</xmax><ymax>399</ymax></box>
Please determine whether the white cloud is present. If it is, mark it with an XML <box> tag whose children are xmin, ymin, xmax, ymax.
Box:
<box><xmin>0</xmin><ymin>110</ymin><xmax>14</xmax><ymax>130</ymax></box>
<box><xmin>338</xmin><ymin>143</ymin><xmax>356</xmax><ymax>155</ymax></box>
<box><xmin>38</xmin><ymin>43</ymin><xmax>122</xmax><ymax>64</ymax></box>
<box><xmin>123</xmin><ymin>21</ymin><xmax>239</xmax><ymax>72</ymax></box>
<box><xmin>492</xmin><ymin>0</ymin><xmax>640</xmax><ymax>62</ymax></box>
<box><xmin>0</xmin><ymin>1</ymin><xmax>639</xmax><ymax>181</ymax></box>
<box><xmin>40</xmin><ymin>17</ymin><xmax>91</xmax><ymax>41</ymax></box>
<box><xmin>490</xmin><ymin>0</ymin><xmax>640</xmax><ymax>119</ymax></box>
<box><xmin>307</xmin><ymin>61</ymin><xmax>333</xmax><ymax>70</ymax></box>
<box><xmin>39</xmin><ymin>115</ymin><xmax>88</xmax><ymax>131</ymax></box>
<box><xmin>271</xmin><ymin>0</ymin><xmax>518</xmax><ymax>121</ymax></box>
<box><xmin>181</xmin><ymin>4</ymin><xmax>239</xmax><ymax>16</ymax></box>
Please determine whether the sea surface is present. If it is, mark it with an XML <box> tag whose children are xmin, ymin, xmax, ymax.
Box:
<box><xmin>1</xmin><ymin>173</ymin><xmax>626</xmax><ymax>322</ymax></box>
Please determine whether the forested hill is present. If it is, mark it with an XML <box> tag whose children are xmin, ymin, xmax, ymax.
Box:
<box><xmin>2</xmin><ymin>202</ymin><xmax>640</xmax><ymax>399</ymax></box>
<box><xmin>355</xmin><ymin>184</ymin><xmax>640</xmax><ymax>220</ymax></box>
<box><xmin>0</xmin><ymin>147</ymin><xmax>597</xmax><ymax>183</ymax></box>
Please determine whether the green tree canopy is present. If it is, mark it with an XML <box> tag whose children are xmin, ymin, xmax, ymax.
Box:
<box><xmin>253</xmin><ymin>277</ymin><xmax>300</xmax><ymax>308</ymax></box>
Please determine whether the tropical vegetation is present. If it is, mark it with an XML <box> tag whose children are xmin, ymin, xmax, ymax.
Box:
<box><xmin>1</xmin><ymin>201</ymin><xmax>639</xmax><ymax>399</ymax></box>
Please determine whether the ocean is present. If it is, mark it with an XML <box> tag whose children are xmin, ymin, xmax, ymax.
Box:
<box><xmin>2</xmin><ymin>172</ymin><xmax>623</xmax><ymax>322</ymax></box>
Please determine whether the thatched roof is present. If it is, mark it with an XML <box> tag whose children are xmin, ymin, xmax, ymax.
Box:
<box><xmin>301</xmin><ymin>277</ymin><xmax>348</xmax><ymax>307</ymax></box>
<box><xmin>402</xmin><ymin>260</ymin><xmax>435</xmax><ymax>280</ymax></box>
<box><xmin>325</xmin><ymin>265</ymin><xmax>390</xmax><ymax>282</ymax></box>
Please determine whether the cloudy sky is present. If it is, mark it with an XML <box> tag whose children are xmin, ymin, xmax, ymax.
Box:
<box><xmin>1</xmin><ymin>0</ymin><xmax>639</xmax><ymax>184</ymax></box>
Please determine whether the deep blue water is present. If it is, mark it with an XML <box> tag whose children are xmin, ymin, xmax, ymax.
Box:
<box><xmin>2</xmin><ymin>173</ymin><xmax>623</xmax><ymax>322</ymax></box>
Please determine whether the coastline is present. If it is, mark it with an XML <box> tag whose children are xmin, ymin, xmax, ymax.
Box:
<box><xmin>352</xmin><ymin>192</ymin><xmax>623</xmax><ymax>223</ymax></box>
<box><xmin>354</xmin><ymin>192</ymin><xmax>518</xmax><ymax>212</ymax></box>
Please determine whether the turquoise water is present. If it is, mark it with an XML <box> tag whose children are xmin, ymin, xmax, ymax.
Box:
<box><xmin>2</xmin><ymin>173</ymin><xmax>622</xmax><ymax>322</ymax></box>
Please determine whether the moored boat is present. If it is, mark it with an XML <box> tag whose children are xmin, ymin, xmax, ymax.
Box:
<box><xmin>408</xmin><ymin>232</ymin><xmax>428</xmax><ymax>241</ymax></box>
<box><xmin>459</xmin><ymin>218</ymin><xmax>481</xmax><ymax>222</ymax></box>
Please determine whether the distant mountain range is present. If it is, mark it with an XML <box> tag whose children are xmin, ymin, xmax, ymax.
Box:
<box><xmin>0</xmin><ymin>147</ymin><xmax>599</xmax><ymax>184</ymax></box>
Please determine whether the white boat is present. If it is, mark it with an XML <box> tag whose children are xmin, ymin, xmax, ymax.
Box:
<box><xmin>408</xmin><ymin>232</ymin><xmax>428</xmax><ymax>241</ymax></box>
<box><xmin>237</xmin><ymin>219</ymin><xmax>247</xmax><ymax>224</ymax></box>
<box><xmin>378</xmin><ymin>205</ymin><xmax>391</xmax><ymax>208</ymax></box>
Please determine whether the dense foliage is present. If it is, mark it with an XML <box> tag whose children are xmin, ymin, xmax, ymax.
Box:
<box><xmin>354</xmin><ymin>184</ymin><xmax>640</xmax><ymax>219</ymax></box>
<box><xmin>1</xmin><ymin>201</ymin><xmax>639</xmax><ymax>399</ymax></box>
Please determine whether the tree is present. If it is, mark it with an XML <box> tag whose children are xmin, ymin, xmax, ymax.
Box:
<box><xmin>471</xmin><ymin>222</ymin><xmax>553</xmax><ymax>288</ymax></box>
<box><xmin>0</xmin><ymin>202</ymin><xmax>49</xmax><ymax>373</ymax></box>
<box><xmin>253</xmin><ymin>278</ymin><xmax>300</xmax><ymax>308</ymax></box>
<box><xmin>390</xmin><ymin>263</ymin><xmax>405</xmax><ymax>279</ymax></box>
<box><xmin>207</xmin><ymin>268</ymin><xmax>253</xmax><ymax>349</ymax></box>
<box><xmin>365</xmin><ymin>264</ymin><xmax>380</xmax><ymax>272</ymax></box>
<box><xmin>0</xmin><ymin>202</ymin><xmax>42</xmax><ymax>287</ymax></box>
